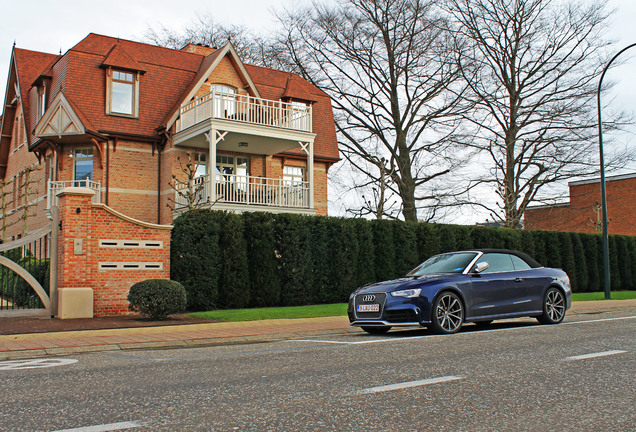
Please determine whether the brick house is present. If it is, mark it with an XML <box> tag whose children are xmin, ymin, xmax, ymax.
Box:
<box><xmin>0</xmin><ymin>33</ymin><xmax>339</xmax><ymax>238</ymax></box>
<box><xmin>523</xmin><ymin>173</ymin><xmax>636</xmax><ymax>236</ymax></box>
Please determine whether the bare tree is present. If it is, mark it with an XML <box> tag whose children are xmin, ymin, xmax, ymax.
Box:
<box><xmin>0</xmin><ymin>178</ymin><xmax>15</xmax><ymax>242</ymax></box>
<box><xmin>277</xmin><ymin>0</ymin><xmax>471</xmax><ymax>222</ymax></box>
<box><xmin>168</xmin><ymin>153</ymin><xmax>211</xmax><ymax>211</ymax></box>
<box><xmin>143</xmin><ymin>13</ymin><xmax>282</xmax><ymax>68</ymax></box>
<box><xmin>18</xmin><ymin>166</ymin><xmax>40</xmax><ymax>236</ymax></box>
<box><xmin>445</xmin><ymin>0</ymin><xmax>631</xmax><ymax>228</ymax></box>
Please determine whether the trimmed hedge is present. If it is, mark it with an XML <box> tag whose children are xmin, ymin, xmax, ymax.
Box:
<box><xmin>171</xmin><ymin>210</ymin><xmax>636</xmax><ymax>310</ymax></box>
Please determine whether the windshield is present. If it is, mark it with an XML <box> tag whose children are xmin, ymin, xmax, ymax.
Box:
<box><xmin>407</xmin><ymin>252</ymin><xmax>478</xmax><ymax>276</ymax></box>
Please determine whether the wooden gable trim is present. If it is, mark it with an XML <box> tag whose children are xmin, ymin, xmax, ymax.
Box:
<box><xmin>34</xmin><ymin>92</ymin><xmax>86</xmax><ymax>137</ymax></box>
<box><xmin>0</xmin><ymin>50</ymin><xmax>21</xmax><ymax>178</ymax></box>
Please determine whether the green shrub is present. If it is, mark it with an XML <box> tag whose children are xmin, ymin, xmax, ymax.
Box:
<box><xmin>558</xmin><ymin>232</ymin><xmax>576</xmax><ymax>288</ymax></box>
<box><xmin>171</xmin><ymin>209</ymin><xmax>636</xmax><ymax>308</ymax></box>
<box><xmin>273</xmin><ymin>213</ymin><xmax>313</xmax><ymax>306</ymax></box>
<box><xmin>0</xmin><ymin>256</ymin><xmax>49</xmax><ymax>308</ymax></box>
<box><xmin>417</xmin><ymin>223</ymin><xmax>440</xmax><ymax>262</ymax></box>
<box><xmin>217</xmin><ymin>212</ymin><xmax>249</xmax><ymax>309</ymax></box>
<box><xmin>615</xmin><ymin>236</ymin><xmax>633</xmax><ymax>290</ymax></box>
<box><xmin>243</xmin><ymin>212</ymin><xmax>280</xmax><ymax>307</ymax></box>
<box><xmin>571</xmin><ymin>233</ymin><xmax>589</xmax><ymax>292</ymax></box>
<box><xmin>309</xmin><ymin>216</ymin><xmax>332</xmax><ymax>303</ymax></box>
<box><xmin>580</xmin><ymin>233</ymin><xmax>600</xmax><ymax>290</ymax></box>
<box><xmin>353</xmin><ymin>218</ymin><xmax>375</xmax><ymax>288</ymax></box>
<box><xmin>171</xmin><ymin>209</ymin><xmax>221</xmax><ymax>311</ymax></box>
<box><xmin>393</xmin><ymin>221</ymin><xmax>419</xmax><ymax>276</ymax></box>
<box><xmin>371</xmin><ymin>219</ymin><xmax>396</xmax><ymax>280</ymax></box>
<box><xmin>438</xmin><ymin>224</ymin><xmax>458</xmax><ymax>253</ymax></box>
<box><xmin>128</xmin><ymin>279</ymin><xmax>186</xmax><ymax>319</ymax></box>
<box><xmin>471</xmin><ymin>226</ymin><xmax>492</xmax><ymax>249</ymax></box>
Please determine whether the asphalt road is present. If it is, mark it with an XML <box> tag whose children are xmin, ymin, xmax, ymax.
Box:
<box><xmin>1</xmin><ymin>310</ymin><xmax>634</xmax><ymax>432</ymax></box>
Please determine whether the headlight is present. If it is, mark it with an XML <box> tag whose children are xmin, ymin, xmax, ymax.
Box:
<box><xmin>391</xmin><ymin>288</ymin><xmax>422</xmax><ymax>298</ymax></box>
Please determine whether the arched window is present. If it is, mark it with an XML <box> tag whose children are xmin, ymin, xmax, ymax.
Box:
<box><xmin>210</xmin><ymin>84</ymin><xmax>237</xmax><ymax>118</ymax></box>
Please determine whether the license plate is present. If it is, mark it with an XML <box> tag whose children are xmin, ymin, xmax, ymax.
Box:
<box><xmin>357</xmin><ymin>304</ymin><xmax>379</xmax><ymax>312</ymax></box>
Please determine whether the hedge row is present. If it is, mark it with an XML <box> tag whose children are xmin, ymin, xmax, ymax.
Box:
<box><xmin>171</xmin><ymin>210</ymin><xmax>636</xmax><ymax>311</ymax></box>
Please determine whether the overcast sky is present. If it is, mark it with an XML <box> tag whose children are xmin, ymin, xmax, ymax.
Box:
<box><xmin>1</xmin><ymin>0</ymin><xmax>635</xmax><ymax>221</ymax></box>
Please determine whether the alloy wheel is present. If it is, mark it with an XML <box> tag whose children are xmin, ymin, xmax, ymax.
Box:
<box><xmin>546</xmin><ymin>289</ymin><xmax>565</xmax><ymax>322</ymax></box>
<box><xmin>434</xmin><ymin>292</ymin><xmax>464</xmax><ymax>333</ymax></box>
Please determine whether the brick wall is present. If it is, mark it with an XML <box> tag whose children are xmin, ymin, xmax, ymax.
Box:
<box><xmin>524</xmin><ymin>175</ymin><xmax>636</xmax><ymax>236</ymax></box>
<box><xmin>57</xmin><ymin>187</ymin><xmax>172</xmax><ymax>316</ymax></box>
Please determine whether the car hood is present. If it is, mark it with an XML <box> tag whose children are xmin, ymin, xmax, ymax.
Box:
<box><xmin>355</xmin><ymin>274</ymin><xmax>451</xmax><ymax>294</ymax></box>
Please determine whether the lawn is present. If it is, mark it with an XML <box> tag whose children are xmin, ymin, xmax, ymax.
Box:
<box><xmin>188</xmin><ymin>290</ymin><xmax>636</xmax><ymax>322</ymax></box>
<box><xmin>188</xmin><ymin>303</ymin><xmax>349</xmax><ymax>322</ymax></box>
<box><xmin>571</xmin><ymin>290</ymin><xmax>636</xmax><ymax>301</ymax></box>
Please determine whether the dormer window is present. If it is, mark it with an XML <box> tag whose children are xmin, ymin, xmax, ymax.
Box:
<box><xmin>38</xmin><ymin>85</ymin><xmax>47</xmax><ymax>118</ymax></box>
<box><xmin>106</xmin><ymin>69</ymin><xmax>139</xmax><ymax>117</ymax></box>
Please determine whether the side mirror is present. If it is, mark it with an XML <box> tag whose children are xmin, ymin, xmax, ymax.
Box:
<box><xmin>473</xmin><ymin>262</ymin><xmax>489</xmax><ymax>274</ymax></box>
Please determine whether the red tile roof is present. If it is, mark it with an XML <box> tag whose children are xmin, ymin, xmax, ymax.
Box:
<box><xmin>13</xmin><ymin>48</ymin><xmax>61</xmax><ymax>144</ymax></box>
<box><xmin>8</xmin><ymin>33</ymin><xmax>339</xmax><ymax>161</ymax></box>
<box><xmin>101</xmin><ymin>43</ymin><xmax>146</xmax><ymax>73</ymax></box>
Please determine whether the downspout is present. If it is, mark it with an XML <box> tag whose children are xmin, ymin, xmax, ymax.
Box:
<box><xmin>155</xmin><ymin>127</ymin><xmax>170</xmax><ymax>224</ymax></box>
<box><xmin>105</xmin><ymin>140</ymin><xmax>109</xmax><ymax>206</ymax></box>
<box><xmin>157</xmin><ymin>142</ymin><xmax>162</xmax><ymax>224</ymax></box>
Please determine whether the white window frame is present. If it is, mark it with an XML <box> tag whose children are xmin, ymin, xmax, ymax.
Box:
<box><xmin>73</xmin><ymin>148</ymin><xmax>94</xmax><ymax>185</ymax></box>
<box><xmin>106</xmin><ymin>68</ymin><xmax>140</xmax><ymax>117</ymax></box>
<box><xmin>38</xmin><ymin>85</ymin><xmax>47</xmax><ymax>119</ymax></box>
<box><xmin>194</xmin><ymin>152</ymin><xmax>207</xmax><ymax>178</ymax></box>
<box><xmin>283</xmin><ymin>165</ymin><xmax>305</xmax><ymax>186</ymax></box>
<box><xmin>210</xmin><ymin>84</ymin><xmax>237</xmax><ymax>118</ymax></box>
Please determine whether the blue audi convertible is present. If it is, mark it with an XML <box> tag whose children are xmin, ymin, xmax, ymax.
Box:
<box><xmin>348</xmin><ymin>249</ymin><xmax>571</xmax><ymax>334</ymax></box>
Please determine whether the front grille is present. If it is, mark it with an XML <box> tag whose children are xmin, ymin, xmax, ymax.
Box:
<box><xmin>354</xmin><ymin>292</ymin><xmax>387</xmax><ymax>319</ymax></box>
<box><xmin>385</xmin><ymin>309</ymin><xmax>418</xmax><ymax>323</ymax></box>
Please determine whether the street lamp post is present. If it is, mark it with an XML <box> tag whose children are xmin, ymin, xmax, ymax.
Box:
<box><xmin>597</xmin><ymin>42</ymin><xmax>636</xmax><ymax>300</ymax></box>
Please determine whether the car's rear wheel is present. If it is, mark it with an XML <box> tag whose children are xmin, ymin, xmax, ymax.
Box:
<box><xmin>361</xmin><ymin>326</ymin><xmax>391</xmax><ymax>335</ymax></box>
<box><xmin>537</xmin><ymin>287</ymin><xmax>566</xmax><ymax>324</ymax></box>
<box><xmin>431</xmin><ymin>291</ymin><xmax>464</xmax><ymax>334</ymax></box>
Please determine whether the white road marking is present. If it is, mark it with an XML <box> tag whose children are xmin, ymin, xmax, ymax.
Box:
<box><xmin>358</xmin><ymin>376</ymin><xmax>463</xmax><ymax>394</ymax></box>
<box><xmin>564</xmin><ymin>350</ymin><xmax>627</xmax><ymax>361</ymax></box>
<box><xmin>50</xmin><ymin>421</ymin><xmax>141</xmax><ymax>432</ymax></box>
<box><xmin>292</xmin><ymin>335</ymin><xmax>431</xmax><ymax>345</ymax></box>
<box><xmin>290</xmin><ymin>315</ymin><xmax>636</xmax><ymax>345</ymax></box>
<box><xmin>0</xmin><ymin>358</ymin><xmax>78</xmax><ymax>370</ymax></box>
<box><xmin>561</xmin><ymin>315</ymin><xmax>636</xmax><ymax>325</ymax></box>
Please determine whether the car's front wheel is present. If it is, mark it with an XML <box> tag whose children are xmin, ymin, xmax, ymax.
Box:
<box><xmin>431</xmin><ymin>291</ymin><xmax>464</xmax><ymax>334</ymax></box>
<box><xmin>537</xmin><ymin>287</ymin><xmax>566</xmax><ymax>324</ymax></box>
<box><xmin>361</xmin><ymin>326</ymin><xmax>391</xmax><ymax>335</ymax></box>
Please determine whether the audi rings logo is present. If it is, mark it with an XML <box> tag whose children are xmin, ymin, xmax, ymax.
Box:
<box><xmin>362</xmin><ymin>294</ymin><xmax>376</xmax><ymax>303</ymax></box>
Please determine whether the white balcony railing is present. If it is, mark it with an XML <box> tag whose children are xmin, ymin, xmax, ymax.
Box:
<box><xmin>47</xmin><ymin>180</ymin><xmax>101</xmax><ymax>210</ymax></box>
<box><xmin>174</xmin><ymin>174</ymin><xmax>309</xmax><ymax>210</ymax></box>
<box><xmin>176</xmin><ymin>90</ymin><xmax>312</xmax><ymax>133</ymax></box>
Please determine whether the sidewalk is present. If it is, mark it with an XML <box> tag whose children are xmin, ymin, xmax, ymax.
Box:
<box><xmin>1</xmin><ymin>299</ymin><xmax>634</xmax><ymax>360</ymax></box>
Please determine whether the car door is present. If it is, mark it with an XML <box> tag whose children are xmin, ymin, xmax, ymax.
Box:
<box><xmin>508</xmin><ymin>255</ymin><xmax>543</xmax><ymax>313</ymax></box>
<box><xmin>470</xmin><ymin>253</ymin><xmax>526</xmax><ymax>317</ymax></box>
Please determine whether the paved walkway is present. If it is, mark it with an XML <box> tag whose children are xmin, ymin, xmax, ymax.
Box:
<box><xmin>1</xmin><ymin>299</ymin><xmax>634</xmax><ymax>360</ymax></box>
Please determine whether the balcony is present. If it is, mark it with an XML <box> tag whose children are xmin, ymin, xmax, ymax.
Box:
<box><xmin>176</xmin><ymin>90</ymin><xmax>312</xmax><ymax>134</ymax></box>
<box><xmin>47</xmin><ymin>180</ymin><xmax>101</xmax><ymax>211</ymax></box>
<box><xmin>174</xmin><ymin>174</ymin><xmax>312</xmax><ymax>213</ymax></box>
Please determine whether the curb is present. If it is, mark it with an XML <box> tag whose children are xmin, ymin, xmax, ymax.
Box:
<box><xmin>1</xmin><ymin>300</ymin><xmax>634</xmax><ymax>361</ymax></box>
<box><xmin>0</xmin><ymin>328</ymin><xmax>360</xmax><ymax>360</ymax></box>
